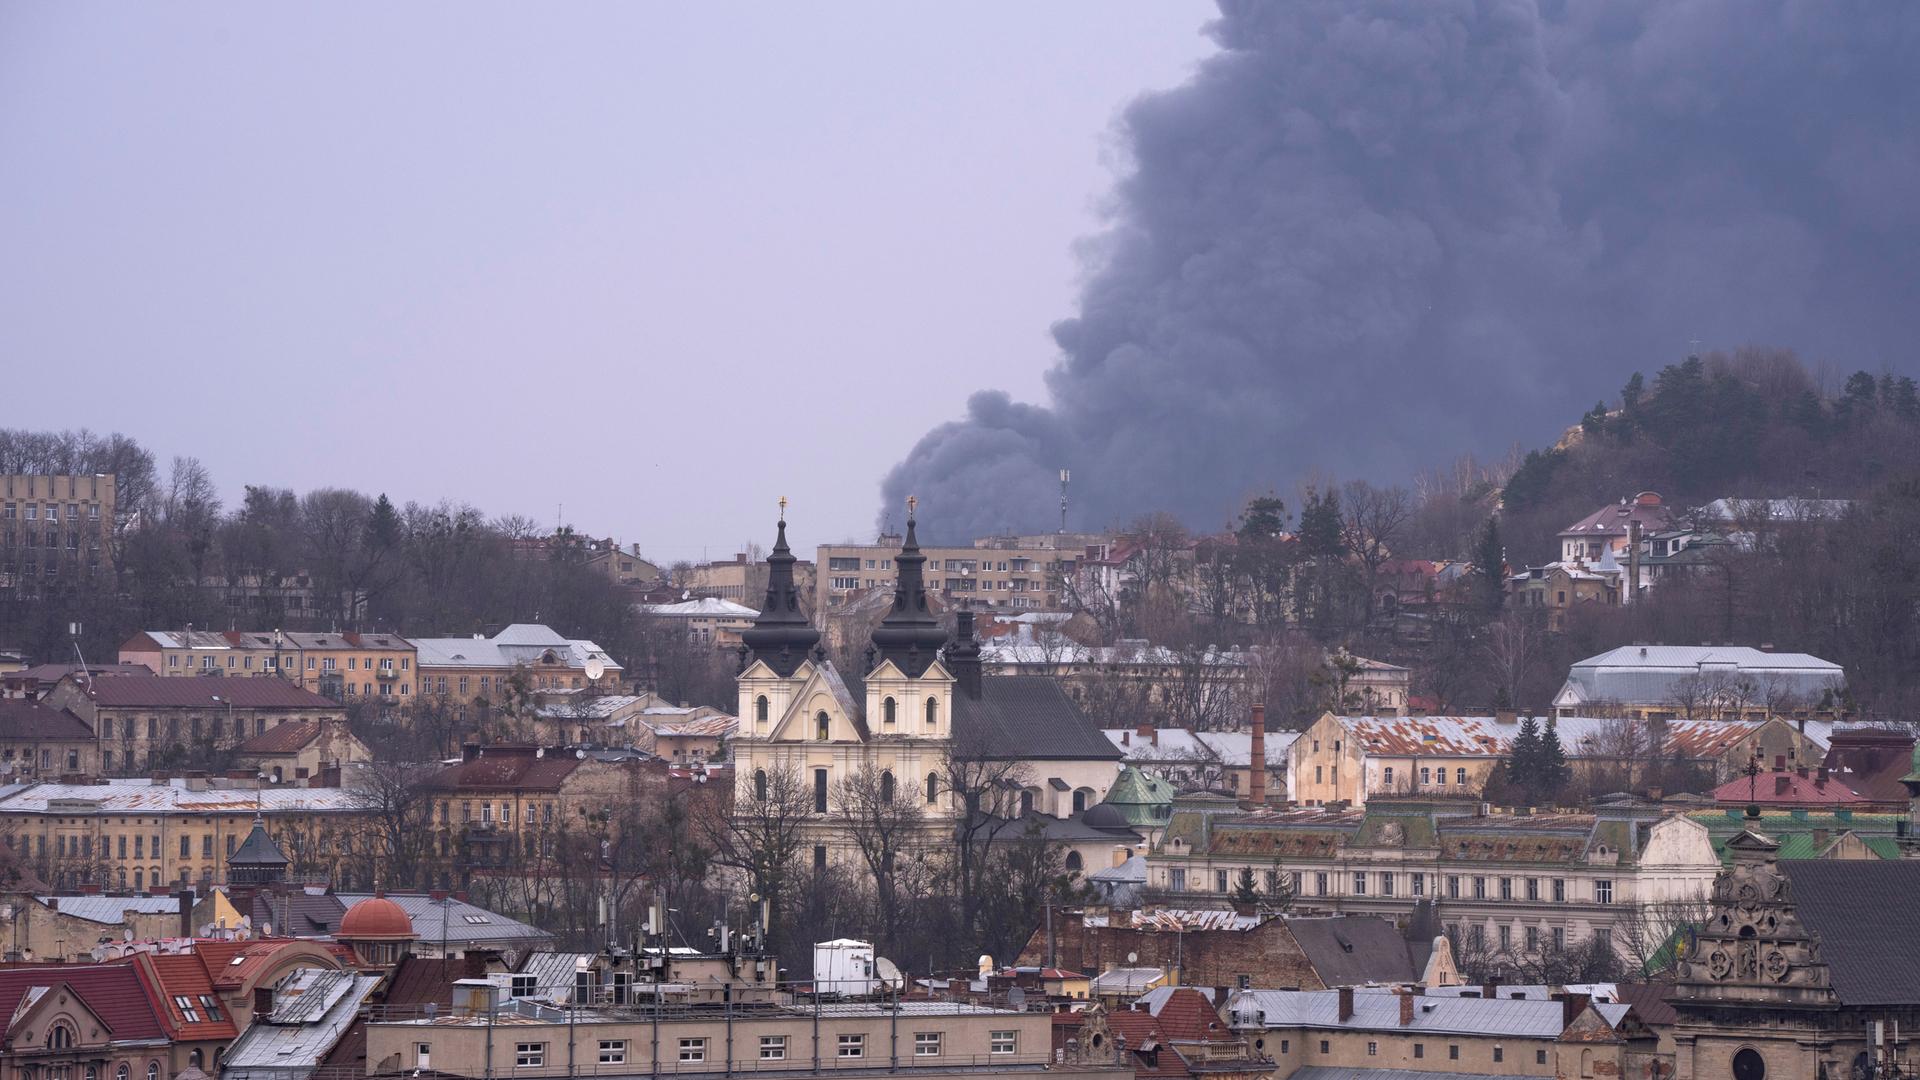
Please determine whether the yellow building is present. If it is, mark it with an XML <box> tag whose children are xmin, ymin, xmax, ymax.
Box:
<box><xmin>117</xmin><ymin>629</ymin><xmax>418</xmax><ymax>704</ymax></box>
<box><xmin>0</xmin><ymin>776</ymin><xmax>378</xmax><ymax>893</ymax></box>
<box><xmin>410</xmin><ymin>624</ymin><xmax>623</xmax><ymax>705</ymax></box>
<box><xmin>0</xmin><ymin>474</ymin><xmax>115</xmax><ymax>599</ymax></box>
<box><xmin>42</xmin><ymin>673</ymin><xmax>348</xmax><ymax>775</ymax></box>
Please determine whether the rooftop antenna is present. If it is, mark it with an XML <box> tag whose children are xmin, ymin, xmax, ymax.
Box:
<box><xmin>1059</xmin><ymin>469</ymin><xmax>1071</xmax><ymax>534</ymax></box>
<box><xmin>68</xmin><ymin>622</ymin><xmax>90</xmax><ymax>684</ymax></box>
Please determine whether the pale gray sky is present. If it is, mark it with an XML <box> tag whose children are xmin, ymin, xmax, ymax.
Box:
<box><xmin>0</xmin><ymin>2</ymin><xmax>1214</xmax><ymax>562</ymax></box>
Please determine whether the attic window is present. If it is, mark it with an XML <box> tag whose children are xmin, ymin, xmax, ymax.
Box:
<box><xmin>463</xmin><ymin>914</ymin><xmax>491</xmax><ymax>924</ymax></box>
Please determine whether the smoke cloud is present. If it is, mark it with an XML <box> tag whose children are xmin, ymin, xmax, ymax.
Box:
<box><xmin>881</xmin><ymin>0</ymin><xmax>1920</xmax><ymax>541</ymax></box>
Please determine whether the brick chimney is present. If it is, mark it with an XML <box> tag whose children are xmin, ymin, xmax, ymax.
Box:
<box><xmin>1338</xmin><ymin>986</ymin><xmax>1355</xmax><ymax>1022</ymax></box>
<box><xmin>1398</xmin><ymin>990</ymin><xmax>1414</xmax><ymax>1026</ymax></box>
<box><xmin>1248</xmin><ymin>703</ymin><xmax>1267</xmax><ymax>808</ymax></box>
<box><xmin>177</xmin><ymin>890</ymin><xmax>195</xmax><ymax>938</ymax></box>
<box><xmin>1560</xmin><ymin>992</ymin><xmax>1591</xmax><ymax>1030</ymax></box>
<box><xmin>1137</xmin><ymin>722</ymin><xmax>1157</xmax><ymax>747</ymax></box>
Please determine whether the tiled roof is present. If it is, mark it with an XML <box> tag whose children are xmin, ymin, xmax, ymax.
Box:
<box><xmin>78</xmin><ymin>675</ymin><xmax>339</xmax><ymax>710</ymax></box>
<box><xmin>235</xmin><ymin>719</ymin><xmax>329</xmax><ymax>754</ymax></box>
<box><xmin>144</xmin><ymin>953</ymin><xmax>240</xmax><ymax>1042</ymax></box>
<box><xmin>1284</xmin><ymin>916</ymin><xmax>1418</xmax><ymax>988</ymax></box>
<box><xmin>0</xmin><ymin>699</ymin><xmax>94</xmax><ymax>740</ymax></box>
<box><xmin>422</xmin><ymin>749</ymin><xmax>582</xmax><ymax>792</ymax></box>
<box><xmin>953</xmin><ymin>677</ymin><xmax>1122</xmax><ymax>761</ymax></box>
<box><xmin>0</xmin><ymin>963</ymin><xmax>168</xmax><ymax>1042</ymax></box>
<box><xmin>1780</xmin><ymin>860</ymin><xmax>1920</xmax><ymax>1006</ymax></box>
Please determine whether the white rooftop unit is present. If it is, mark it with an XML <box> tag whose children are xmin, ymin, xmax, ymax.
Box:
<box><xmin>813</xmin><ymin>938</ymin><xmax>877</xmax><ymax>996</ymax></box>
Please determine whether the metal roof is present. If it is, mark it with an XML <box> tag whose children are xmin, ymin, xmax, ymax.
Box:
<box><xmin>1329</xmin><ymin>714</ymin><xmax>1835</xmax><ymax>760</ymax></box>
<box><xmin>1091</xmin><ymin>968</ymin><xmax>1168</xmax><ymax>993</ymax></box>
<box><xmin>641</xmin><ymin>598</ymin><xmax>759</xmax><ymax>618</ymax></box>
<box><xmin>409</xmin><ymin>625</ymin><xmax>621</xmax><ymax>673</ymax></box>
<box><xmin>335</xmin><ymin>893</ymin><xmax>553</xmax><ymax>948</ymax></box>
<box><xmin>0</xmin><ymin>779</ymin><xmax>371</xmax><ymax>815</ymax></box>
<box><xmin>38</xmin><ymin>894</ymin><xmax>182</xmax><ymax>924</ymax></box>
<box><xmin>222</xmin><ymin>970</ymin><xmax>381</xmax><ymax>1074</ymax></box>
<box><xmin>517</xmin><ymin>951</ymin><xmax>595</xmax><ymax>1003</ymax></box>
<box><xmin>79</xmin><ymin>675</ymin><xmax>339</xmax><ymax>710</ymax></box>
<box><xmin>1230</xmin><ymin>989</ymin><xmax>1580</xmax><ymax>1037</ymax></box>
<box><xmin>1557</xmin><ymin>646</ymin><xmax>1843</xmax><ymax>707</ymax></box>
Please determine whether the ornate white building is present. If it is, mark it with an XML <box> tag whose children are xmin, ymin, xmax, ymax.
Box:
<box><xmin>731</xmin><ymin>506</ymin><xmax>1127</xmax><ymax>868</ymax></box>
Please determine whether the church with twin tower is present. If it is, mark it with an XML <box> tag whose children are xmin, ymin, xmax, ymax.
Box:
<box><xmin>729</xmin><ymin>499</ymin><xmax>1127</xmax><ymax>867</ymax></box>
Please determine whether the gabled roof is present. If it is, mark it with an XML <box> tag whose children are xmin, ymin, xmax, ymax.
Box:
<box><xmin>422</xmin><ymin>748</ymin><xmax>582</xmax><ymax>792</ymax></box>
<box><xmin>37</xmin><ymin>894</ymin><xmax>182</xmax><ymax>924</ymax></box>
<box><xmin>0</xmin><ymin>699</ymin><xmax>94</xmax><ymax>740</ymax></box>
<box><xmin>143</xmin><ymin>952</ymin><xmax>241</xmax><ymax>1042</ymax></box>
<box><xmin>234</xmin><ymin>719</ymin><xmax>334</xmax><ymax>755</ymax></box>
<box><xmin>642</xmin><ymin>597</ymin><xmax>759</xmax><ymax>618</ymax></box>
<box><xmin>1230</xmin><ymin>988</ymin><xmax>1602</xmax><ymax>1038</ymax></box>
<box><xmin>1780</xmin><ymin>861</ymin><xmax>1920</xmax><ymax>1006</ymax></box>
<box><xmin>954</xmin><ymin>677</ymin><xmax>1121</xmax><ymax>761</ymax></box>
<box><xmin>231</xmin><ymin>817</ymin><xmax>292</xmax><ymax>867</ymax></box>
<box><xmin>75</xmin><ymin>675</ymin><xmax>339</xmax><ymax>710</ymax></box>
<box><xmin>1284</xmin><ymin>916</ymin><xmax>1418</xmax><ymax>988</ymax></box>
<box><xmin>0</xmin><ymin>964</ymin><xmax>168</xmax><ymax>1042</ymax></box>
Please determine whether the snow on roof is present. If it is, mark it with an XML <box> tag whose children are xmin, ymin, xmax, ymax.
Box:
<box><xmin>0</xmin><ymin>779</ymin><xmax>370</xmax><ymax>814</ymax></box>
<box><xmin>409</xmin><ymin>626</ymin><xmax>621</xmax><ymax>672</ymax></box>
<box><xmin>641</xmin><ymin>597</ymin><xmax>760</xmax><ymax>618</ymax></box>
<box><xmin>1558</xmin><ymin>645</ymin><xmax>1844</xmax><ymax>707</ymax></box>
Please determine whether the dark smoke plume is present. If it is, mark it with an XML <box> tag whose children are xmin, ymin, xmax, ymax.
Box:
<box><xmin>882</xmin><ymin>0</ymin><xmax>1920</xmax><ymax>541</ymax></box>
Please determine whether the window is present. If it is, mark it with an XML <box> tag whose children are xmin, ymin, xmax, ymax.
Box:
<box><xmin>1449</xmin><ymin>1045</ymin><xmax>1460</xmax><ymax>1061</ymax></box>
<box><xmin>679</xmin><ymin>1039</ymin><xmax>707</xmax><ymax>1063</ymax></box>
<box><xmin>814</xmin><ymin>769</ymin><xmax>828</xmax><ymax>813</ymax></box>
<box><xmin>1367</xmin><ymin>1042</ymin><xmax>1378</xmax><ymax>1057</ymax></box>
<box><xmin>1414</xmin><ymin>1045</ymin><xmax>1425</xmax><ymax>1059</ymax></box>
<box><xmin>755</xmin><ymin>696</ymin><xmax>769</xmax><ymax>723</ymax></box>
<box><xmin>1411</xmin><ymin>874</ymin><xmax>1424</xmax><ymax>897</ymax></box>
<box><xmin>1498</xmin><ymin>924</ymin><xmax>1511</xmax><ymax>948</ymax></box>
<box><xmin>1594</xmin><ymin>879</ymin><xmax>1614</xmax><ymax>903</ymax></box>
<box><xmin>754</xmin><ymin>769</ymin><xmax>768</xmax><ymax>801</ymax></box>
<box><xmin>1500</xmin><ymin>877</ymin><xmax>1512</xmax><ymax>901</ymax></box>
<box><xmin>1457</xmin><ymin>768</ymin><xmax>1468</xmax><ymax>785</ymax></box>
<box><xmin>1553</xmin><ymin>927</ymin><xmax>1565</xmax><ymax>951</ymax></box>
<box><xmin>814</xmin><ymin>845</ymin><xmax>827</xmax><ymax>869</ymax></box>
<box><xmin>510</xmin><ymin>974</ymin><xmax>536</xmax><ymax>997</ymax></box>
<box><xmin>174</xmin><ymin>995</ymin><xmax>202</xmax><ymax>1022</ymax></box>
<box><xmin>1380</xmin><ymin>872</ymin><xmax>1394</xmax><ymax>896</ymax></box>
<box><xmin>759</xmin><ymin>1036</ymin><xmax>787</xmax><ymax>1061</ymax></box>
<box><xmin>915</xmin><ymin>1032</ymin><xmax>941</xmax><ymax>1057</ymax></box>
<box><xmin>1436</xmin><ymin>766</ymin><xmax>1446</xmax><ymax>785</ymax></box>
<box><xmin>1171</xmin><ymin>868</ymin><xmax>1187</xmax><ymax>891</ymax></box>
<box><xmin>1593</xmin><ymin>928</ymin><xmax>1611</xmax><ymax>951</ymax></box>
<box><xmin>883</xmin><ymin>697</ymin><xmax>896</xmax><ymax>724</ymax></box>
<box><xmin>1733</xmin><ymin>1049</ymin><xmax>1766</xmax><ymax>1080</ymax></box>
<box><xmin>1553</xmin><ymin>878</ymin><xmax>1566</xmax><ymax>903</ymax></box>
<box><xmin>1319</xmin><ymin>1041</ymin><xmax>1330</xmax><ymax>1054</ymax></box>
<box><xmin>148</xmin><ymin>1064</ymin><xmax>159</xmax><ymax>1080</ymax></box>
<box><xmin>991</xmin><ymin>1031</ymin><xmax>1017</xmax><ymax>1055</ymax></box>
<box><xmin>1420</xmin><ymin>767</ymin><xmax>1431</xmax><ymax>784</ymax></box>
<box><xmin>1315</xmin><ymin>871</ymin><xmax>1328</xmax><ymax>896</ymax></box>
<box><xmin>598</xmin><ymin>1041</ymin><xmax>626</xmax><ymax>1065</ymax></box>
<box><xmin>816</xmin><ymin>712</ymin><xmax>831</xmax><ymax>741</ymax></box>
<box><xmin>1447</xmin><ymin>875</ymin><xmax>1459</xmax><ymax>898</ymax></box>
<box><xmin>1527</xmin><ymin>877</ymin><xmax>1540</xmax><ymax>901</ymax></box>
<box><xmin>1494</xmin><ymin>1047</ymin><xmax>1505</xmax><ymax>1063</ymax></box>
<box><xmin>49</xmin><ymin>1023</ymin><xmax>75</xmax><ymax>1049</ymax></box>
<box><xmin>837</xmin><ymin>1034</ymin><xmax>865</xmax><ymax>1059</ymax></box>
<box><xmin>925</xmin><ymin>697</ymin><xmax>938</xmax><ymax>725</ymax></box>
<box><xmin>1352</xmin><ymin>872</ymin><xmax>1366</xmax><ymax>895</ymax></box>
<box><xmin>1526</xmin><ymin>926</ymin><xmax>1539</xmax><ymax>950</ymax></box>
<box><xmin>1216</xmin><ymin>870</ymin><xmax>1229</xmax><ymax>892</ymax></box>
<box><xmin>515</xmin><ymin>1043</ymin><xmax>545</xmax><ymax>1068</ymax></box>
<box><xmin>1538</xmin><ymin>1050</ymin><xmax>1549</xmax><ymax>1065</ymax></box>
<box><xmin>1383</xmin><ymin>767</ymin><xmax>1393</xmax><ymax>786</ymax></box>
<box><xmin>926</xmin><ymin>772</ymin><xmax>940</xmax><ymax>804</ymax></box>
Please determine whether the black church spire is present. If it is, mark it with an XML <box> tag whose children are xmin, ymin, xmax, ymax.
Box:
<box><xmin>740</xmin><ymin>498</ymin><xmax>820</xmax><ymax>677</ymax></box>
<box><xmin>870</xmin><ymin>496</ymin><xmax>949</xmax><ymax>677</ymax></box>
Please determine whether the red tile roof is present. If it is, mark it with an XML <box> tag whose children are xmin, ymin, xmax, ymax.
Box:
<box><xmin>140</xmin><ymin>953</ymin><xmax>240</xmax><ymax>1042</ymax></box>
<box><xmin>235</xmin><ymin>719</ymin><xmax>326</xmax><ymax>754</ymax></box>
<box><xmin>424</xmin><ymin>748</ymin><xmax>582</xmax><ymax>792</ymax></box>
<box><xmin>0</xmin><ymin>963</ymin><xmax>168</xmax><ymax>1042</ymax></box>
<box><xmin>78</xmin><ymin>675</ymin><xmax>338</xmax><ymax>710</ymax></box>
<box><xmin>1710</xmin><ymin>769</ymin><xmax>1868</xmax><ymax>807</ymax></box>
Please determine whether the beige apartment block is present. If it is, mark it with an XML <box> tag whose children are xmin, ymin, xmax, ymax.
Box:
<box><xmin>0</xmin><ymin>474</ymin><xmax>115</xmax><ymax>597</ymax></box>
<box><xmin>816</xmin><ymin>532</ymin><xmax>1106</xmax><ymax>616</ymax></box>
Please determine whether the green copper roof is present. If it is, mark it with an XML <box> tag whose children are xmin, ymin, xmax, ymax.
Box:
<box><xmin>1102</xmin><ymin>766</ymin><xmax>1175</xmax><ymax>826</ymax></box>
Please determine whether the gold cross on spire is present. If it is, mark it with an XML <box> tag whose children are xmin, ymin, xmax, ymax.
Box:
<box><xmin>778</xmin><ymin>495</ymin><xmax>787</xmax><ymax>523</ymax></box>
<box><xmin>906</xmin><ymin>494</ymin><xmax>917</xmax><ymax>522</ymax></box>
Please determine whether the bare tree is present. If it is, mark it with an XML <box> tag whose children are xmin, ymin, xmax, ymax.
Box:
<box><xmin>1484</xmin><ymin>608</ymin><xmax>1549</xmax><ymax>711</ymax></box>
<box><xmin>706</xmin><ymin>763</ymin><xmax>814</xmax><ymax>957</ymax></box>
<box><xmin>1339</xmin><ymin>480</ymin><xmax>1413</xmax><ymax>623</ymax></box>
<box><xmin>348</xmin><ymin>761</ymin><xmax>436</xmax><ymax>890</ymax></box>
<box><xmin>943</xmin><ymin>728</ymin><xmax>1032</xmax><ymax>945</ymax></box>
<box><xmin>833</xmin><ymin>765</ymin><xmax>924</xmax><ymax>955</ymax></box>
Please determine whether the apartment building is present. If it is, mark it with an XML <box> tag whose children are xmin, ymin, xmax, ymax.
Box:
<box><xmin>411</xmin><ymin>624</ymin><xmax>622</xmax><ymax>703</ymax></box>
<box><xmin>1146</xmin><ymin>795</ymin><xmax>1720</xmax><ymax>971</ymax></box>
<box><xmin>117</xmin><ymin>629</ymin><xmax>418</xmax><ymax>703</ymax></box>
<box><xmin>816</xmin><ymin>531</ymin><xmax>1106</xmax><ymax>614</ymax></box>
<box><xmin>0</xmin><ymin>776</ymin><xmax>377</xmax><ymax>892</ymax></box>
<box><xmin>0</xmin><ymin>474</ymin><xmax>115</xmax><ymax>595</ymax></box>
<box><xmin>365</xmin><ymin>993</ymin><xmax>1129</xmax><ymax>1080</ymax></box>
<box><xmin>41</xmin><ymin>673</ymin><xmax>347</xmax><ymax>775</ymax></box>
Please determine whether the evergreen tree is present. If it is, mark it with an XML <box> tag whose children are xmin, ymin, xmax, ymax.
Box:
<box><xmin>1237</xmin><ymin>495</ymin><xmax>1288</xmax><ymax>540</ymax></box>
<box><xmin>1469</xmin><ymin>517</ymin><xmax>1506</xmax><ymax>615</ymax></box>
<box><xmin>1507</xmin><ymin>715</ymin><xmax>1543</xmax><ymax>805</ymax></box>
<box><xmin>1297</xmin><ymin>488</ymin><xmax>1344</xmax><ymax>559</ymax></box>
<box><xmin>1538</xmin><ymin>719</ymin><xmax>1571</xmax><ymax>801</ymax></box>
<box><xmin>1231</xmin><ymin>867</ymin><xmax>1261</xmax><ymax>906</ymax></box>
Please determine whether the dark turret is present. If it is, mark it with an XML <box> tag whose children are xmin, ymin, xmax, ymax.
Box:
<box><xmin>227</xmin><ymin>814</ymin><xmax>290</xmax><ymax>889</ymax></box>
<box><xmin>945</xmin><ymin>609</ymin><xmax>983</xmax><ymax>699</ymax></box>
<box><xmin>739</xmin><ymin>501</ymin><xmax>820</xmax><ymax>677</ymax></box>
<box><xmin>870</xmin><ymin>499</ymin><xmax>948</xmax><ymax>678</ymax></box>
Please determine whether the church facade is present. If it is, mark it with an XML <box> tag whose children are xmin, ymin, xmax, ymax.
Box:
<box><xmin>730</xmin><ymin>504</ymin><xmax>1125</xmax><ymax>865</ymax></box>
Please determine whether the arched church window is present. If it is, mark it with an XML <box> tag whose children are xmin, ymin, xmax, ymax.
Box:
<box><xmin>883</xmin><ymin>697</ymin><xmax>896</xmax><ymax>725</ymax></box>
<box><xmin>816</xmin><ymin>712</ymin><xmax>830</xmax><ymax>741</ymax></box>
<box><xmin>755</xmin><ymin>696</ymin><xmax>768</xmax><ymax>724</ymax></box>
<box><xmin>1732</xmin><ymin>1050</ymin><xmax>1765</xmax><ymax>1080</ymax></box>
<box><xmin>881</xmin><ymin>771</ymin><xmax>896</xmax><ymax>801</ymax></box>
<box><xmin>754</xmin><ymin>770</ymin><xmax>768</xmax><ymax>801</ymax></box>
<box><xmin>1019</xmin><ymin>790</ymin><xmax>1034</xmax><ymax>815</ymax></box>
<box><xmin>925</xmin><ymin>773</ymin><xmax>939</xmax><ymax>804</ymax></box>
<box><xmin>925</xmin><ymin>697</ymin><xmax>938</xmax><ymax>726</ymax></box>
<box><xmin>1065</xmin><ymin>851</ymin><xmax>1083</xmax><ymax>872</ymax></box>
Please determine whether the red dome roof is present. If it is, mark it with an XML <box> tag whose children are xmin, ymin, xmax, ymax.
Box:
<box><xmin>338</xmin><ymin>895</ymin><xmax>414</xmax><ymax>940</ymax></box>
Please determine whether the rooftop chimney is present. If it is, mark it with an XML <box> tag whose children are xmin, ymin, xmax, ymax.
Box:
<box><xmin>1338</xmin><ymin>986</ymin><xmax>1355</xmax><ymax>1022</ymax></box>
<box><xmin>253</xmin><ymin>987</ymin><xmax>274</xmax><ymax>1021</ymax></box>
<box><xmin>1248</xmin><ymin>703</ymin><xmax>1268</xmax><ymax>808</ymax></box>
<box><xmin>1398</xmin><ymin>990</ymin><xmax>1414</xmax><ymax>1026</ymax></box>
<box><xmin>1775</xmin><ymin>775</ymin><xmax>1792</xmax><ymax>796</ymax></box>
<box><xmin>1561</xmin><ymin>992</ymin><xmax>1591</xmax><ymax>1031</ymax></box>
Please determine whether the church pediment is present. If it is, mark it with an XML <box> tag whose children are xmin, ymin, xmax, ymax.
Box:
<box><xmin>767</xmin><ymin>663</ymin><xmax>867</xmax><ymax>743</ymax></box>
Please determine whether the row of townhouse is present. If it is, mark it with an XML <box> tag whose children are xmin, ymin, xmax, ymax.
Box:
<box><xmin>111</xmin><ymin>623</ymin><xmax>622</xmax><ymax>706</ymax></box>
<box><xmin>1145</xmin><ymin>794</ymin><xmax>1721</xmax><ymax>970</ymax></box>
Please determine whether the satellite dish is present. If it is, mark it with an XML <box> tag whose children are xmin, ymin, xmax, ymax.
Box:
<box><xmin>1007</xmin><ymin>986</ymin><xmax>1027</xmax><ymax>1009</ymax></box>
<box><xmin>585</xmin><ymin>658</ymin><xmax>606</xmax><ymax>681</ymax></box>
<box><xmin>875</xmin><ymin>957</ymin><xmax>903</xmax><ymax>990</ymax></box>
<box><xmin>122</xmin><ymin>929</ymin><xmax>134</xmax><ymax>942</ymax></box>
<box><xmin>1127</xmin><ymin>952</ymin><xmax>1138</xmax><ymax>964</ymax></box>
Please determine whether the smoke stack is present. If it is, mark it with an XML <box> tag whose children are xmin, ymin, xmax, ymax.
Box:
<box><xmin>1248</xmin><ymin>703</ymin><xmax>1267</xmax><ymax>807</ymax></box>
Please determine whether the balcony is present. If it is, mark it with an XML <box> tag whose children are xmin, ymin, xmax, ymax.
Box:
<box><xmin>375</xmin><ymin>667</ymin><xmax>398</xmax><ymax>681</ymax></box>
